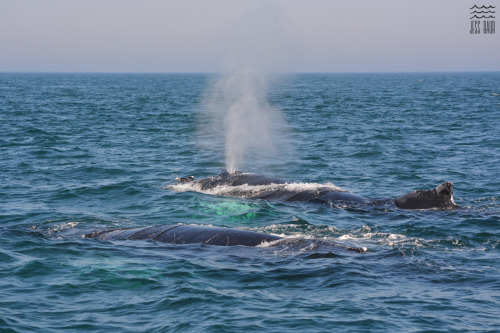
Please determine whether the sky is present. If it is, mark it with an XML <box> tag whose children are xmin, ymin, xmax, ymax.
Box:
<box><xmin>0</xmin><ymin>0</ymin><xmax>498</xmax><ymax>73</ymax></box>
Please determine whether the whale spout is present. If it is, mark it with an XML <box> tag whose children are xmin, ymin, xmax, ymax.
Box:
<box><xmin>394</xmin><ymin>182</ymin><xmax>459</xmax><ymax>210</ymax></box>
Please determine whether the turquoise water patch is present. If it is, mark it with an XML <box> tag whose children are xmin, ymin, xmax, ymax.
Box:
<box><xmin>200</xmin><ymin>200</ymin><xmax>260</xmax><ymax>220</ymax></box>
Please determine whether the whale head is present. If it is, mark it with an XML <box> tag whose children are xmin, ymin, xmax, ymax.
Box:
<box><xmin>395</xmin><ymin>182</ymin><xmax>459</xmax><ymax>210</ymax></box>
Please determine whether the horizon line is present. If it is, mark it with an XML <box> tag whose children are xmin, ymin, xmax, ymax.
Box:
<box><xmin>1</xmin><ymin>70</ymin><xmax>500</xmax><ymax>75</ymax></box>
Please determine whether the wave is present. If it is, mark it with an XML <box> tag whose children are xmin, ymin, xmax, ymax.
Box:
<box><xmin>470</xmin><ymin>5</ymin><xmax>495</xmax><ymax>9</ymax></box>
<box><xmin>470</xmin><ymin>10</ymin><xmax>495</xmax><ymax>14</ymax></box>
<box><xmin>168</xmin><ymin>181</ymin><xmax>347</xmax><ymax>199</ymax></box>
<box><xmin>470</xmin><ymin>15</ymin><xmax>496</xmax><ymax>19</ymax></box>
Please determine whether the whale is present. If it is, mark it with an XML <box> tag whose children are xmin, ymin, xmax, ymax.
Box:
<box><xmin>84</xmin><ymin>224</ymin><xmax>366</xmax><ymax>253</ymax></box>
<box><xmin>394</xmin><ymin>181</ymin><xmax>457</xmax><ymax>210</ymax></box>
<box><xmin>173</xmin><ymin>171</ymin><xmax>459</xmax><ymax>210</ymax></box>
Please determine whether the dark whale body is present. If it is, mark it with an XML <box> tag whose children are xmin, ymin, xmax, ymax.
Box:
<box><xmin>175</xmin><ymin>171</ymin><xmax>459</xmax><ymax>210</ymax></box>
<box><xmin>85</xmin><ymin>224</ymin><xmax>366</xmax><ymax>253</ymax></box>
<box><xmin>394</xmin><ymin>181</ymin><xmax>457</xmax><ymax>210</ymax></box>
<box><xmin>85</xmin><ymin>173</ymin><xmax>457</xmax><ymax>253</ymax></box>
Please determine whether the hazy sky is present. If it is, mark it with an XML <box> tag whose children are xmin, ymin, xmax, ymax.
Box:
<box><xmin>1</xmin><ymin>0</ymin><xmax>498</xmax><ymax>72</ymax></box>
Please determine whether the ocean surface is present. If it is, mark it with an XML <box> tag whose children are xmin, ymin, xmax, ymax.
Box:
<box><xmin>0</xmin><ymin>72</ymin><xmax>499</xmax><ymax>332</ymax></box>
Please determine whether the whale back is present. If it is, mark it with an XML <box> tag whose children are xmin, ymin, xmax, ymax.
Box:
<box><xmin>174</xmin><ymin>172</ymin><xmax>460</xmax><ymax>210</ymax></box>
<box><xmin>176</xmin><ymin>171</ymin><xmax>286</xmax><ymax>190</ymax></box>
<box><xmin>85</xmin><ymin>224</ymin><xmax>281</xmax><ymax>247</ymax></box>
<box><xmin>394</xmin><ymin>182</ymin><xmax>459</xmax><ymax>210</ymax></box>
<box><xmin>198</xmin><ymin>171</ymin><xmax>285</xmax><ymax>190</ymax></box>
<box><xmin>84</xmin><ymin>224</ymin><xmax>367</xmax><ymax>253</ymax></box>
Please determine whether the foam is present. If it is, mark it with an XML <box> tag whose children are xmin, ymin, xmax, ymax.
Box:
<box><xmin>168</xmin><ymin>181</ymin><xmax>347</xmax><ymax>199</ymax></box>
<box><xmin>46</xmin><ymin>221</ymin><xmax>80</xmax><ymax>237</ymax></box>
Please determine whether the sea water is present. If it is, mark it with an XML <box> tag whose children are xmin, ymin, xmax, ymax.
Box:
<box><xmin>0</xmin><ymin>72</ymin><xmax>499</xmax><ymax>332</ymax></box>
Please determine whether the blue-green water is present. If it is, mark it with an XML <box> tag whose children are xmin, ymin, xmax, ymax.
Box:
<box><xmin>1</xmin><ymin>72</ymin><xmax>499</xmax><ymax>332</ymax></box>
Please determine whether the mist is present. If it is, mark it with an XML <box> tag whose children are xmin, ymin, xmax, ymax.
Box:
<box><xmin>201</xmin><ymin>70</ymin><xmax>292</xmax><ymax>173</ymax></box>
<box><xmin>198</xmin><ymin>1</ymin><xmax>298</xmax><ymax>173</ymax></box>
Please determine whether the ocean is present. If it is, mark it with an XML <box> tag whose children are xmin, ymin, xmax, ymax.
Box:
<box><xmin>0</xmin><ymin>72</ymin><xmax>499</xmax><ymax>332</ymax></box>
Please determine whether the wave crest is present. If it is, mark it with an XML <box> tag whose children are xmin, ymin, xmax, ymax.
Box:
<box><xmin>168</xmin><ymin>181</ymin><xmax>346</xmax><ymax>199</ymax></box>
